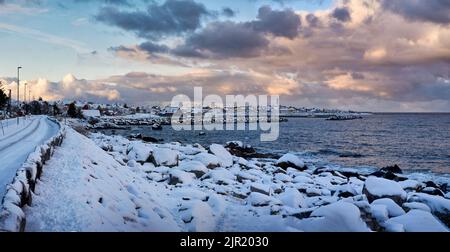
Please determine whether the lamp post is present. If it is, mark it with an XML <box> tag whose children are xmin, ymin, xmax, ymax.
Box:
<box><xmin>17</xmin><ymin>66</ymin><xmax>22</xmax><ymax>125</ymax></box>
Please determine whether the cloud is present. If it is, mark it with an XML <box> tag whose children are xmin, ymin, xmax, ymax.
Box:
<box><xmin>331</xmin><ymin>7</ymin><xmax>351</xmax><ymax>22</ymax></box>
<box><xmin>251</xmin><ymin>5</ymin><xmax>301</xmax><ymax>39</ymax></box>
<box><xmin>381</xmin><ymin>0</ymin><xmax>450</xmax><ymax>24</ymax></box>
<box><xmin>95</xmin><ymin>0</ymin><xmax>211</xmax><ymax>39</ymax></box>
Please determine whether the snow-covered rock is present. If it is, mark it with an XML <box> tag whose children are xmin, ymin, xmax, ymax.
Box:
<box><xmin>294</xmin><ymin>202</ymin><xmax>371</xmax><ymax>232</ymax></box>
<box><xmin>399</xmin><ymin>180</ymin><xmax>424</xmax><ymax>191</ymax></box>
<box><xmin>386</xmin><ymin>210</ymin><xmax>448</xmax><ymax>232</ymax></box>
<box><xmin>192</xmin><ymin>152</ymin><xmax>220</xmax><ymax>169</ymax></box>
<box><xmin>127</xmin><ymin>141</ymin><xmax>152</xmax><ymax>162</ymax></box>
<box><xmin>403</xmin><ymin>202</ymin><xmax>431</xmax><ymax>213</ymax></box>
<box><xmin>248</xmin><ymin>192</ymin><xmax>282</xmax><ymax>207</ymax></box>
<box><xmin>276</xmin><ymin>153</ymin><xmax>306</xmax><ymax>171</ymax></box>
<box><xmin>169</xmin><ymin>169</ymin><xmax>196</xmax><ymax>185</ymax></box>
<box><xmin>209</xmin><ymin>144</ymin><xmax>233</xmax><ymax>168</ymax></box>
<box><xmin>363</xmin><ymin>177</ymin><xmax>407</xmax><ymax>204</ymax></box>
<box><xmin>371</xmin><ymin>198</ymin><xmax>405</xmax><ymax>217</ymax></box>
<box><xmin>177</xmin><ymin>161</ymin><xmax>208</xmax><ymax>178</ymax></box>
<box><xmin>250</xmin><ymin>183</ymin><xmax>272</xmax><ymax>196</ymax></box>
<box><xmin>277</xmin><ymin>188</ymin><xmax>307</xmax><ymax>208</ymax></box>
<box><xmin>151</xmin><ymin>148</ymin><xmax>179</xmax><ymax>167</ymax></box>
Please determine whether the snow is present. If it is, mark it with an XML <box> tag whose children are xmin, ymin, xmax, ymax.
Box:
<box><xmin>371</xmin><ymin>198</ymin><xmax>406</xmax><ymax>217</ymax></box>
<box><xmin>364</xmin><ymin>176</ymin><xmax>407</xmax><ymax>201</ymax></box>
<box><xmin>276</xmin><ymin>153</ymin><xmax>305</xmax><ymax>168</ymax></box>
<box><xmin>209</xmin><ymin>144</ymin><xmax>233</xmax><ymax>168</ymax></box>
<box><xmin>386</xmin><ymin>210</ymin><xmax>448</xmax><ymax>232</ymax></box>
<box><xmin>294</xmin><ymin>202</ymin><xmax>371</xmax><ymax>232</ymax></box>
<box><xmin>0</xmin><ymin>116</ymin><xmax>60</xmax><ymax>199</ymax></box>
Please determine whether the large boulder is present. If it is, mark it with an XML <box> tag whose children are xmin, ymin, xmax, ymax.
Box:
<box><xmin>371</xmin><ymin>198</ymin><xmax>406</xmax><ymax>217</ymax></box>
<box><xmin>363</xmin><ymin>177</ymin><xmax>407</xmax><ymax>205</ymax></box>
<box><xmin>407</xmin><ymin>193</ymin><xmax>450</xmax><ymax>228</ymax></box>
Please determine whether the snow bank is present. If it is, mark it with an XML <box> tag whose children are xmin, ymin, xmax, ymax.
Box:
<box><xmin>0</xmin><ymin>117</ymin><xmax>65</xmax><ymax>232</ymax></box>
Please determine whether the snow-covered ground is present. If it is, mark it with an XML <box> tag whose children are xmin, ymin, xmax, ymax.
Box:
<box><xmin>0</xmin><ymin>116</ymin><xmax>60</xmax><ymax>199</ymax></box>
<box><xmin>23</xmin><ymin>128</ymin><xmax>450</xmax><ymax>232</ymax></box>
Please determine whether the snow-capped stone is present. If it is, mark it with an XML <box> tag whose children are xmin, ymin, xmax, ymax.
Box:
<box><xmin>168</xmin><ymin>169</ymin><xmax>195</xmax><ymax>185</ymax></box>
<box><xmin>407</xmin><ymin>193</ymin><xmax>450</xmax><ymax>214</ymax></box>
<box><xmin>363</xmin><ymin>177</ymin><xmax>407</xmax><ymax>204</ymax></box>
<box><xmin>250</xmin><ymin>183</ymin><xmax>272</xmax><ymax>196</ymax></box>
<box><xmin>177</xmin><ymin>161</ymin><xmax>208</xmax><ymax>178</ymax></box>
<box><xmin>274</xmin><ymin>173</ymin><xmax>292</xmax><ymax>182</ymax></box>
<box><xmin>127</xmin><ymin>141</ymin><xmax>152</xmax><ymax>162</ymax></box>
<box><xmin>386</xmin><ymin>210</ymin><xmax>448</xmax><ymax>232</ymax></box>
<box><xmin>209</xmin><ymin>144</ymin><xmax>233</xmax><ymax>168</ymax></box>
<box><xmin>276</xmin><ymin>153</ymin><xmax>306</xmax><ymax>171</ymax></box>
<box><xmin>203</xmin><ymin>168</ymin><xmax>236</xmax><ymax>185</ymax></box>
<box><xmin>247</xmin><ymin>192</ymin><xmax>282</xmax><ymax>207</ymax></box>
<box><xmin>399</xmin><ymin>180</ymin><xmax>424</xmax><ymax>191</ymax></box>
<box><xmin>277</xmin><ymin>188</ymin><xmax>307</xmax><ymax>208</ymax></box>
<box><xmin>192</xmin><ymin>152</ymin><xmax>220</xmax><ymax>169</ymax></box>
<box><xmin>295</xmin><ymin>201</ymin><xmax>371</xmax><ymax>232</ymax></box>
<box><xmin>151</xmin><ymin>148</ymin><xmax>179</xmax><ymax>167</ymax></box>
<box><xmin>403</xmin><ymin>202</ymin><xmax>432</xmax><ymax>213</ymax></box>
<box><xmin>370</xmin><ymin>204</ymin><xmax>389</xmax><ymax>223</ymax></box>
<box><xmin>371</xmin><ymin>198</ymin><xmax>406</xmax><ymax>217</ymax></box>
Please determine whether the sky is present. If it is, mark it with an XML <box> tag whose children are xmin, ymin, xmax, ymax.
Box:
<box><xmin>0</xmin><ymin>0</ymin><xmax>449</xmax><ymax>112</ymax></box>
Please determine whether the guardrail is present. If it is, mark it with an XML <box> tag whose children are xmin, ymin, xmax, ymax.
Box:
<box><xmin>0</xmin><ymin>117</ymin><xmax>66</xmax><ymax>232</ymax></box>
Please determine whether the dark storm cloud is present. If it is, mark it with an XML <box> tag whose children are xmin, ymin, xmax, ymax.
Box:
<box><xmin>222</xmin><ymin>7</ymin><xmax>235</xmax><ymax>17</ymax></box>
<box><xmin>381</xmin><ymin>0</ymin><xmax>450</xmax><ymax>24</ymax></box>
<box><xmin>170</xmin><ymin>6</ymin><xmax>301</xmax><ymax>59</ymax></box>
<box><xmin>172</xmin><ymin>21</ymin><xmax>270</xmax><ymax>59</ymax></box>
<box><xmin>331</xmin><ymin>7</ymin><xmax>351</xmax><ymax>22</ymax></box>
<box><xmin>139</xmin><ymin>41</ymin><xmax>170</xmax><ymax>53</ymax></box>
<box><xmin>95</xmin><ymin>0</ymin><xmax>211</xmax><ymax>39</ymax></box>
<box><xmin>251</xmin><ymin>6</ymin><xmax>301</xmax><ymax>39</ymax></box>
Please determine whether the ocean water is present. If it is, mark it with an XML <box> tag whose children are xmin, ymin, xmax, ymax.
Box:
<box><xmin>103</xmin><ymin>113</ymin><xmax>450</xmax><ymax>174</ymax></box>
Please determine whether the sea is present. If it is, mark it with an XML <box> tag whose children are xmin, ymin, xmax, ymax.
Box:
<box><xmin>101</xmin><ymin>113</ymin><xmax>450</xmax><ymax>174</ymax></box>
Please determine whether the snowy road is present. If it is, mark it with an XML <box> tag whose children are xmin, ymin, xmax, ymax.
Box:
<box><xmin>0</xmin><ymin>116</ymin><xmax>60</xmax><ymax>199</ymax></box>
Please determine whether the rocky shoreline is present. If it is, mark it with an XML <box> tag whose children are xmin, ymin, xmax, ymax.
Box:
<box><xmin>90</xmin><ymin>131</ymin><xmax>450</xmax><ymax>232</ymax></box>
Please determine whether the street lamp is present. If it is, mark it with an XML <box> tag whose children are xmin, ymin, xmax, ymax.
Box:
<box><xmin>17</xmin><ymin>66</ymin><xmax>22</xmax><ymax>125</ymax></box>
